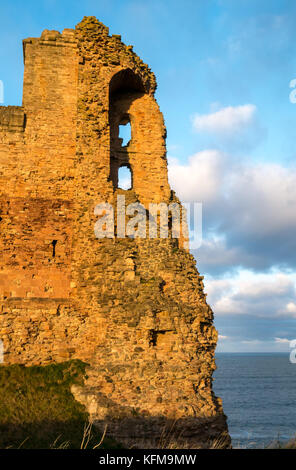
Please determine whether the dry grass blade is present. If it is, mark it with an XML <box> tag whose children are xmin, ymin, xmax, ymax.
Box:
<box><xmin>80</xmin><ymin>421</ymin><xmax>93</xmax><ymax>449</ymax></box>
<box><xmin>93</xmin><ymin>425</ymin><xmax>108</xmax><ymax>449</ymax></box>
<box><xmin>80</xmin><ymin>421</ymin><xmax>108</xmax><ymax>449</ymax></box>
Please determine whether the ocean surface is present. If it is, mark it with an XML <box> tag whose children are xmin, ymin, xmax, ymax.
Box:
<box><xmin>213</xmin><ymin>353</ymin><xmax>296</xmax><ymax>448</ymax></box>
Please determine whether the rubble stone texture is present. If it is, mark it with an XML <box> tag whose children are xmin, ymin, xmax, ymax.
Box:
<box><xmin>0</xmin><ymin>17</ymin><xmax>230</xmax><ymax>447</ymax></box>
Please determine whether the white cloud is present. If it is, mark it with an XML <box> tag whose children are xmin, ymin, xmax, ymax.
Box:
<box><xmin>168</xmin><ymin>150</ymin><xmax>296</xmax><ymax>272</ymax></box>
<box><xmin>218</xmin><ymin>335</ymin><xmax>228</xmax><ymax>340</ymax></box>
<box><xmin>204</xmin><ymin>270</ymin><xmax>296</xmax><ymax>318</ymax></box>
<box><xmin>274</xmin><ymin>337</ymin><xmax>291</xmax><ymax>344</ymax></box>
<box><xmin>241</xmin><ymin>339</ymin><xmax>261</xmax><ymax>345</ymax></box>
<box><xmin>228</xmin><ymin>162</ymin><xmax>296</xmax><ymax>236</ymax></box>
<box><xmin>236</xmin><ymin>273</ymin><xmax>295</xmax><ymax>300</ymax></box>
<box><xmin>286</xmin><ymin>302</ymin><xmax>296</xmax><ymax>313</ymax></box>
<box><xmin>278</xmin><ymin>302</ymin><xmax>296</xmax><ymax>318</ymax></box>
<box><xmin>192</xmin><ymin>104</ymin><xmax>256</xmax><ymax>134</ymax></box>
<box><xmin>169</xmin><ymin>151</ymin><xmax>296</xmax><ymax>234</ymax></box>
<box><xmin>214</xmin><ymin>295</ymin><xmax>242</xmax><ymax>315</ymax></box>
<box><xmin>168</xmin><ymin>150</ymin><xmax>224</xmax><ymax>203</ymax></box>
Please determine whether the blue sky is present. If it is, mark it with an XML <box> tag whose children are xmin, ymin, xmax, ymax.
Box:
<box><xmin>1</xmin><ymin>0</ymin><xmax>296</xmax><ymax>352</ymax></box>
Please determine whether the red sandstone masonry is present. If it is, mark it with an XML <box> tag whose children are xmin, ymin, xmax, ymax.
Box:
<box><xmin>0</xmin><ymin>17</ymin><xmax>230</xmax><ymax>447</ymax></box>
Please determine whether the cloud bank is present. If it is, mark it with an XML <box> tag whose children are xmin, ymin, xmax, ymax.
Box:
<box><xmin>193</xmin><ymin>104</ymin><xmax>256</xmax><ymax>134</ymax></box>
<box><xmin>168</xmin><ymin>150</ymin><xmax>296</xmax><ymax>274</ymax></box>
<box><xmin>168</xmin><ymin>102</ymin><xmax>296</xmax><ymax>351</ymax></box>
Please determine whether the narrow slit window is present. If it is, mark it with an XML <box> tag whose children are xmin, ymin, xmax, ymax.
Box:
<box><xmin>118</xmin><ymin>166</ymin><xmax>132</xmax><ymax>190</ymax></box>
<box><xmin>119</xmin><ymin>121</ymin><xmax>131</xmax><ymax>147</ymax></box>
<box><xmin>51</xmin><ymin>240</ymin><xmax>57</xmax><ymax>258</ymax></box>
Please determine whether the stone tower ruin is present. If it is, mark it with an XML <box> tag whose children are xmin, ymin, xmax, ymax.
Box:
<box><xmin>0</xmin><ymin>17</ymin><xmax>229</xmax><ymax>447</ymax></box>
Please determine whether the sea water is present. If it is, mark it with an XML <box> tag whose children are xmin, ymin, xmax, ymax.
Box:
<box><xmin>213</xmin><ymin>353</ymin><xmax>296</xmax><ymax>448</ymax></box>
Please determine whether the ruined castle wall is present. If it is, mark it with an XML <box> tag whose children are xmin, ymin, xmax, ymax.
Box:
<box><xmin>0</xmin><ymin>106</ymin><xmax>25</xmax><ymax>194</ymax></box>
<box><xmin>0</xmin><ymin>29</ymin><xmax>78</xmax><ymax>301</ymax></box>
<box><xmin>22</xmin><ymin>29</ymin><xmax>78</xmax><ymax>199</ymax></box>
<box><xmin>0</xmin><ymin>30</ymin><xmax>80</xmax><ymax>363</ymax></box>
<box><xmin>0</xmin><ymin>17</ymin><xmax>229</xmax><ymax>446</ymax></box>
<box><xmin>0</xmin><ymin>18</ymin><xmax>168</xmax><ymax>364</ymax></box>
<box><xmin>109</xmin><ymin>91</ymin><xmax>170</xmax><ymax>205</ymax></box>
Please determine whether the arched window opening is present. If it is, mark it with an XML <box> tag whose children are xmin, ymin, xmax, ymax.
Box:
<box><xmin>119</xmin><ymin>116</ymin><xmax>131</xmax><ymax>147</ymax></box>
<box><xmin>118</xmin><ymin>165</ymin><xmax>132</xmax><ymax>190</ymax></box>
<box><xmin>109</xmin><ymin>69</ymin><xmax>145</xmax><ymax>191</ymax></box>
<box><xmin>109</xmin><ymin>68</ymin><xmax>145</xmax><ymax>95</ymax></box>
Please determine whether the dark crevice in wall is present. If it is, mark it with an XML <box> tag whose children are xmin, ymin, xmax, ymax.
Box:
<box><xmin>148</xmin><ymin>329</ymin><xmax>172</xmax><ymax>347</ymax></box>
<box><xmin>51</xmin><ymin>240</ymin><xmax>57</xmax><ymax>258</ymax></box>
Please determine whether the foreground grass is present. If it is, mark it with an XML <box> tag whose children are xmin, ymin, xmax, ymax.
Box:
<box><xmin>0</xmin><ymin>360</ymin><xmax>117</xmax><ymax>449</ymax></box>
<box><xmin>0</xmin><ymin>360</ymin><xmax>227</xmax><ymax>449</ymax></box>
<box><xmin>266</xmin><ymin>436</ymin><xmax>296</xmax><ymax>449</ymax></box>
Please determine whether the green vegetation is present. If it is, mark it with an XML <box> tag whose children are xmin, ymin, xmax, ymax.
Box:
<box><xmin>0</xmin><ymin>360</ymin><xmax>117</xmax><ymax>449</ymax></box>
